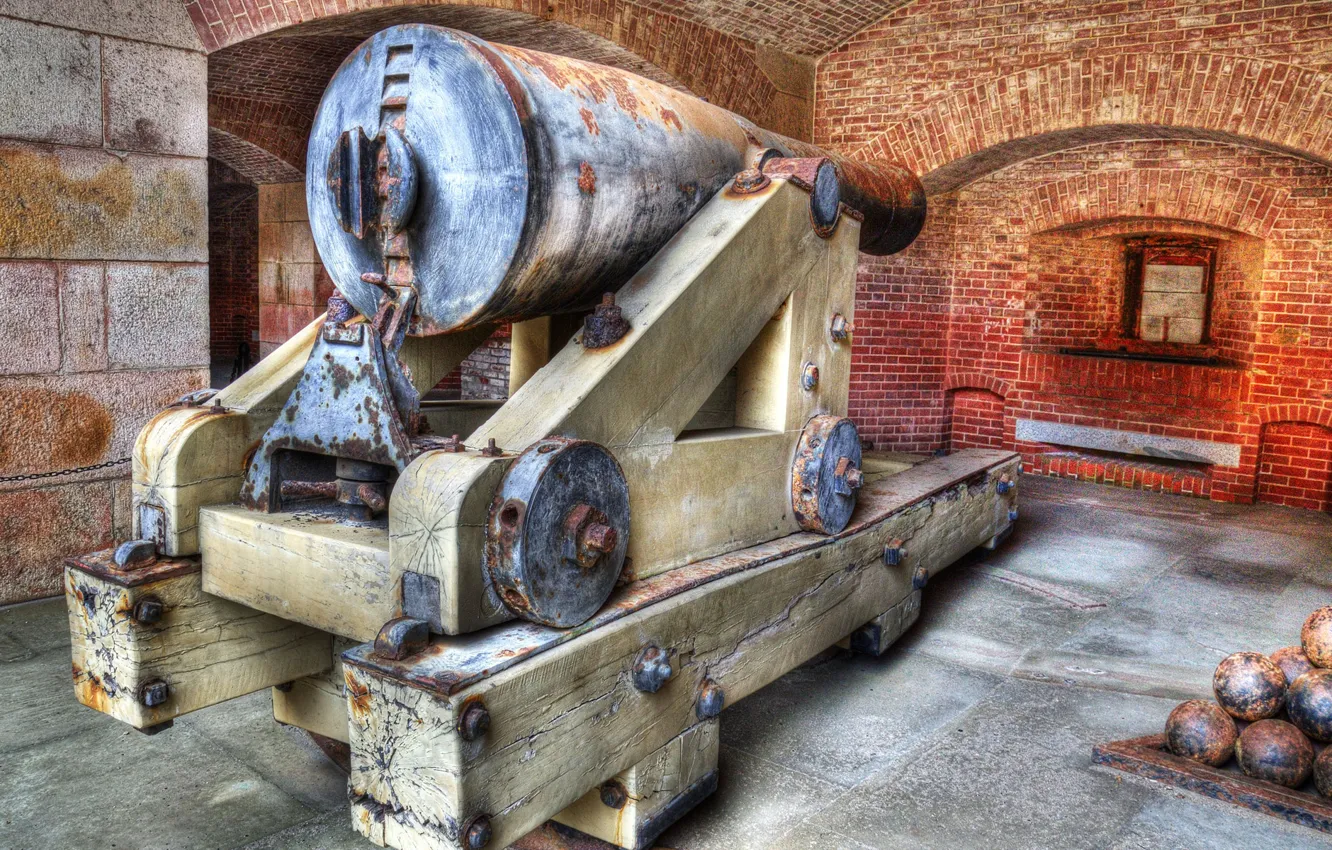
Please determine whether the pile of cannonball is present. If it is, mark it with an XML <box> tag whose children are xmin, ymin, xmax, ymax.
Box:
<box><xmin>1165</xmin><ymin>606</ymin><xmax>1332</xmax><ymax>790</ymax></box>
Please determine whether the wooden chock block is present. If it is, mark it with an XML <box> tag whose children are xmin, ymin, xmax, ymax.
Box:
<box><xmin>553</xmin><ymin>720</ymin><xmax>719</xmax><ymax>849</ymax></box>
<box><xmin>843</xmin><ymin>589</ymin><xmax>922</xmax><ymax>657</ymax></box>
<box><xmin>273</xmin><ymin>637</ymin><xmax>357</xmax><ymax>744</ymax></box>
<box><xmin>65</xmin><ymin>547</ymin><xmax>333</xmax><ymax>730</ymax></box>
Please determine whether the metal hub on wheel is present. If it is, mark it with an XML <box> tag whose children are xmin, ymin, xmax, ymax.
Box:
<box><xmin>485</xmin><ymin>436</ymin><xmax>631</xmax><ymax>627</ymax></box>
<box><xmin>792</xmin><ymin>414</ymin><xmax>864</xmax><ymax>534</ymax></box>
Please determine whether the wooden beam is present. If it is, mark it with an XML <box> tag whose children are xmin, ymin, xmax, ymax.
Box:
<box><xmin>344</xmin><ymin>450</ymin><xmax>1018</xmax><ymax>849</ymax></box>
<box><xmin>200</xmin><ymin>504</ymin><xmax>392</xmax><ymax>642</ymax></box>
<box><xmin>133</xmin><ymin>319</ymin><xmax>321</xmax><ymax>556</ymax></box>
<box><xmin>273</xmin><ymin>637</ymin><xmax>357</xmax><ymax>743</ymax></box>
<box><xmin>553</xmin><ymin>720</ymin><xmax>719</xmax><ymax>849</ymax></box>
<box><xmin>66</xmin><ymin>549</ymin><xmax>331</xmax><ymax>729</ymax></box>
<box><xmin>840</xmin><ymin>589</ymin><xmax>921</xmax><ymax>656</ymax></box>
<box><xmin>377</xmin><ymin>179</ymin><xmax>861</xmax><ymax>637</ymax></box>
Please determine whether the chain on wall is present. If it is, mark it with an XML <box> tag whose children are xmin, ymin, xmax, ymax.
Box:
<box><xmin>0</xmin><ymin>457</ymin><xmax>131</xmax><ymax>484</ymax></box>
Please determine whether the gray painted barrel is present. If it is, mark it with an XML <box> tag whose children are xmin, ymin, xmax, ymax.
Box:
<box><xmin>307</xmin><ymin>24</ymin><xmax>925</xmax><ymax>335</ymax></box>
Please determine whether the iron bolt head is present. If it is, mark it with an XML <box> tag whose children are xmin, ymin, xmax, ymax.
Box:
<box><xmin>632</xmin><ymin>646</ymin><xmax>673</xmax><ymax>693</ymax></box>
<box><xmin>912</xmin><ymin>567</ymin><xmax>930</xmax><ymax>590</ymax></box>
<box><xmin>801</xmin><ymin>363</ymin><xmax>820</xmax><ymax>391</ymax></box>
<box><xmin>480</xmin><ymin>437</ymin><xmax>503</xmax><ymax>457</ymax></box>
<box><xmin>113</xmin><ymin>539</ymin><xmax>158</xmax><ymax>571</ymax></box>
<box><xmin>566</xmin><ymin>504</ymin><xmax>616</xmax><ymax>569</ymax></box>
<box><xmin>464</xmin><ymin>815</ymin><xmax>492</xmax><ymax>849</ymax></box>
<box><xmin>731</xmin><ymin>167</ymin><xmax>770</xmax><ymax>194</ymax></box>
<box><xmin>883</xmin><ymin>541</ymin><xmax>906</xmax><ymax>566</ymax></box>
<box><xmin>582</xmin><ymin>292</ymin><xmax>631</xmax><ymax>349</ymax></box>
<box><xmin>139</xmin><ymin>679</ymin><xmax>169</xmax><ymax>708</ymax></box>
<box><xmin>327</xmin><ymin>290</ymin><xmax>355</xmax><ymax>324</ymax></box>
<box><xmin>458</xmin><ymin>701</ymin><xmax>491</xmax><ymax>742</ymax></box>
<box><xmin>829</xmin><ymin>313</ymin><xmax>853</xmax><ymax>342</ymax></box>
<box><xmin>599</xmin><ymin>780</ymin><xmax>629</xmax><ymax>810</ymax></box>
<box><xmin>132</xmin><ymin>597</ymin><xmax>163</xmax><ymax>625</ymax></box>
<box><xmin>583</xmin><ymin>522</ymin><xmax>617</xmax><ymax>555</ymax></box>
<box><xmin>696</xmin><ymin>679</ymin><xmax>725</xmax><ymax>720</ymax></box>
<box><xmin>843</xmin><ymin>465</ymin><xmax>863</xmax><ymax>490</ymax></box>
<box><xmin>997</xmin><ymin>475</ymin><xmax>1014</xmax><ymax>495</ymax></box>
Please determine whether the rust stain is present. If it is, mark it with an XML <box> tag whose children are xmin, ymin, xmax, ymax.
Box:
<box><xmin>0</xmin><ymin>388</ymin><xmax>113</xmax><ymax>472</ymax></box>
<box><xmin>72</xmin><ymin>662</ymin><xmax>113</xmax><ymax>713</ymax></box>
<box><xmin>0</xmin><ymin>147</ymin><xmax>203</xmax><ymax>256</ymax></box>
<box><xmin>660</xmin><ymin>107</ymin><xmax>683</xmax><ymax>131</ymax></box>
<box><xmin>578</xmin><ymin>107</ymin><xmax>600</xmax><ymax>135</ymax></box>
<box><xmin>503</xmin><ymin>46</ymin><xmax>647</xmax><ymax>118</ymax></box>
<box><xmin>578</xmin><ymin>162</ymin><xmax>596</xmax><ymax>195</ymax></box>
<box><xmin>346</xmin><ymin>668</ymin><xmax>374</xmax><ymax>721</ymax></box>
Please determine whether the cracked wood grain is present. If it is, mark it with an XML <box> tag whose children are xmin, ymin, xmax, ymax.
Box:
<box><xmin>66</xmin><ymin>559</ymin><xmax>332</xmax><ymax>728</ymax></box>
<box><xmin>345</xmin><ymin>454</ymin><xmax>1018</xmax><ymax>849</ymax></box>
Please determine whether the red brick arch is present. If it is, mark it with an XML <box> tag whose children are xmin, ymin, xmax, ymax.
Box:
<box><xmin>944</xmin><ymin>371</ymin><xmax>1010</xmax><ymax>399</ymax></box>
<box><xmin>1255</xmin><ymin>404</ymin><xmax>1332</xmax><ymax>429</ymax></box>
<box><xmin>1021</xmin><ymin>168</ymin><xmax>1286</xmax><ymax>240</ymax></box>
<box><xmin>856</xmin><ymin>54</ymin><xmax>1332</xmax><ymax>193</ymax></box>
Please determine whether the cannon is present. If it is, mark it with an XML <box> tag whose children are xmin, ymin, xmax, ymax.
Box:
<box><xmin>64</xmin><ymin>24</ymin><xmax>1017</xmax><ymax>850</ymax></box>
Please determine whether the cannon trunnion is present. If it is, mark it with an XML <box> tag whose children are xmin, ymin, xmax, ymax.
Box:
<box><xmin>66</xmin><ymin>25</ymin><xmax>1017</xmax><ymax>850</ymax></box>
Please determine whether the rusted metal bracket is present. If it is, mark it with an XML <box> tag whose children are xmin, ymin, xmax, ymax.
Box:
<box><xmin>1094</xmin><ymin>734</ymin><xmax>1332</xmax><ymax>835</ymax></box>
<box><xmin>238</xmin><ymin>301</ymin><xmax>420</xmax><ymax>514</ymax></box>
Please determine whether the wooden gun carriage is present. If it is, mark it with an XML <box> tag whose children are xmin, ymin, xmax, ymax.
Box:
<box><xmin>65</xmin><ymin>24</ymin><xmax>1018</xmax><ymax>850</ymax></box>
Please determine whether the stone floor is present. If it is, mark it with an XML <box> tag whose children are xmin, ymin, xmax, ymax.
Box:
<box><xmin>4</xmin><ymin>475</ymin><xmax>1332</xmax><ymax>849</ymax></box>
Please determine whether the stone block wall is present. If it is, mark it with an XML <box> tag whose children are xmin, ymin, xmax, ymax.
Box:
<box><xmin>0</xmin><ymin>0</ymin><xmax>208</xmax><ymax>603</ymax></box>
<box><xmin>256</xmin><ymin>182</ymin><xmax>330</xmax><ymax>357</ymax></box>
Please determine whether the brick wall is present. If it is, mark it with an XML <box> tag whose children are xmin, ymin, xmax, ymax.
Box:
<box><xmin>849</xmin><ymin>195</ymin><xmax>954</xmax><ymax>452</ymax></box>
<box><xmin>0</xmin><ymin>0</ymin><xmax>209</xmax><ymax>603</ymax></box>
<box><xmin>460</xmin><ymin>327</ymin><xmax>513</xmax><ymax>400</ymax></box>
<box><xmin>947</xmin><ymin>389</ymin><xmax>1006</xmax><ymax>453</ymax></box>
<box><xmin>1259</xmin><ymin>423</ymin><xmax>1332</xmax><ymax>511</ymax></box>
<box><xmin>817</xmin><ymin>0</ymin><xmax>1332</xmax><ymax>510</ymax></box>
<box><xmin>870</xmin><ymin>138</ymin><xmax>1332</xmax><ymax>506</ymax></box>
<box><xmin>208</xmin><ymin>160</ymin><xmax>258</xmax><ymax>367</ymax></box>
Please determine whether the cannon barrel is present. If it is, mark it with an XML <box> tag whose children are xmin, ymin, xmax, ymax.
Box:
<box><xmin>308</xmin><ymin>24</ymin><xmax>926</xmax><ymax>334</ymax></box>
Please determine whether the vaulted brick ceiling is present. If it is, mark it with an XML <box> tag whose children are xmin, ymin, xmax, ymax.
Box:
<box><xmin>207</xmin><ymin>6</ymin><xmax>688</xmax><ymax>179</ymax></box>
<box><xmin>188</xmin><ymin>0</ymin><xmax>912</xmax><ymax>57</ymax></box>
<box><xmin>202</xmin><ymin>1</ymin><xmax>910</xmax><ymax>180</ymax></box>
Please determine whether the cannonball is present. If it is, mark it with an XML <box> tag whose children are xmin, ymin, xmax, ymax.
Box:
<box><xmin>1304</xmin><ymin>607</ymin><xmax>1332</xmax><ymax>668</ymax></box>
<box><xmin>1315</xmin><ymin>746</ymin><xmax>1332</xmax><ymax>798</ymax></box>
<box><xmin>1288</xmin><ymin>669</ymin><xmax>1332</xmax><ymax>743</ymax></box>
<box><xmin>1213</xmin><ymin>652</ymin><xmax>1286</xmax><ymax>721</ymax></box>
<box><xmin>1164</xmin><ymin>700</ymin><xmax>1238</xmax><ymax>766</ymax></box>
<box><xmin>1272</xmin><ymin>645</ymin><xmax>1316</xmax><ymax>686</ymax></box>
<box><xmin>1235</xmin><ymin>719</ymin><xmax>1314</xmax><ymax>787</ymax></box>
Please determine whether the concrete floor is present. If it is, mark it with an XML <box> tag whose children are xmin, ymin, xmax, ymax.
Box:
<box><xmin>4</xmin><ymin>475</ymin><xmax>1332</xmax><ymax>849</ymax></box>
